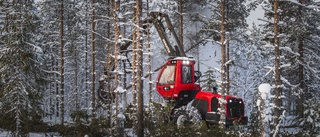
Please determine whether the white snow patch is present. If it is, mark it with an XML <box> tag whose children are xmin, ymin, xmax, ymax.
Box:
<box><xmin>115</xmin><ymin>86</ymin><xmax>125</xmax><ymax>93</ymax></box>
<box><xmin>259</xmin><ymin>83</ymin><xmax>271</xmax><ymax>100</ymax></box>
<box><xmin>117</xmin><ymin>113</ymin><xmax>126</xmax><ymax>120</ymax></box>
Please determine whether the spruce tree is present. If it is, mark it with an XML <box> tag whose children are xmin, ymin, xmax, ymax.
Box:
<box><xmin>0</xmin><ymin>0</ymin><xmax>47</xmax><ymax>135</ymax></box>
<box><xmin>199</xmin><ymin>69</ymin><xmax>218</xmax><ymax>91</ymax></box>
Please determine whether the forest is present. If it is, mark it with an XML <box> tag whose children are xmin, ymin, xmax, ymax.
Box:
<box><xmin>0</xmin><ymin>0</ymin><xmax>320</xmax><ymax>136</ymax></box>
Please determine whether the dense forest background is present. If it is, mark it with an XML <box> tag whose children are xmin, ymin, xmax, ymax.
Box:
<box><xmin>0</xmin><ymin>0</ymin><xmax>319</xmax><ymax>136</ymax></box>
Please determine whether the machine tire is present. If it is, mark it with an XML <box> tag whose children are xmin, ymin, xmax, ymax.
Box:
<box><xmin>173</xmin><ymin>102</ymin><xmax>202</xmax><ymax>128</ymax></box>
<box><xmin>176</xmin><ymin>114</ymin><xmax>187</xmax><ymax>128</ymax></box>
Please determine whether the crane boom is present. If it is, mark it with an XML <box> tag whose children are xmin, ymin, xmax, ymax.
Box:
<box><xmin>149</xmin><ymin>12</ymin><xmax>186</xmax><ymax>57</ymax></box>
<box><xmin>118</xmin><ymin>12</ymin><xmax>185</xmax><ymax>57</ymax></box>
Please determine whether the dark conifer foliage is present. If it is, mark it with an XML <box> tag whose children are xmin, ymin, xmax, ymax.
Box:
<box><xmin>0</xmin><ymin>0</ymin><xmax>48</xmax><ymax>135</ymax></box>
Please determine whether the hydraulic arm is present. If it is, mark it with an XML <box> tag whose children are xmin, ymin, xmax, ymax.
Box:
<box><xmin>148</xmin><ymin>12</ymin><xmax>186</xmax><ymax>57</ymax></box>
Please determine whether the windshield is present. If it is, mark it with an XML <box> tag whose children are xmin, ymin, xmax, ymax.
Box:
<box><xmin>158</xmin><ymin>65</ymin><xmax>175</xmax><ymax>85</ymax></box>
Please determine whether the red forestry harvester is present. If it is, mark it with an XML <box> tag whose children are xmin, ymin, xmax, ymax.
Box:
<box><xmin>156</xmin><ymin>57</ymin><xmax>247</xmax><ymax>126</ymax></box>
<box><xmin>98</xmin><ymin>12</ymin><xmax>248</xmax><ymax>127</ymax></box>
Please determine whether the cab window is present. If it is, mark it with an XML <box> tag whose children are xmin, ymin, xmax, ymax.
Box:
<box><xmin>182</xmin><ymin>65</ymin><xmax>192</xmax><ymax>84</ymax></box>
<box><xmin>158</xmin><ymin>65</ymin><xmax>175</xmax><ymax>85</ymax></box>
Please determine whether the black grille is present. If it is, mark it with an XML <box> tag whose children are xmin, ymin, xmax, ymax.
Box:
<box><xmin>227</xmin><ymin>98</ymin><xmax>244</xmax><ymax>118</ymax></box>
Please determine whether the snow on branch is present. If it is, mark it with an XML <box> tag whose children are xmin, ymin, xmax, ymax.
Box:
<box><xmin>25</xmin><ymin>42</ymin><xmax>43</xmax><ymax>53</ymax></box>
<box><xmin>282</xmin><ymin>0</ymin><xmax>318</xmax><ymax>9</ymax></box>
<box><xmin>224</xmin><ymin>60</ymin><xmax>233</xmax><ymax>66</ymax></box>
<box><xmin>279</xmin><ymin>47</ymin><xmax>299</xmax><ymax>56</ymax></box>
<box><xmin>42</xmin><ymin>70</ymin><xmax>61</xmax><ymax>75</ymax></box>
<box><xmin>91</xmin><ymin>30</ymin><xmax>111</xmax><ymax>41</ymax></box>
<box><xmin>280</xmin><ymin>76</ymin><xmax>299</xmax><ymax>88</ymax></box>
<box><xmin>258</xmin><ymin>18</ymin><xmax>273</xmax><ymax>24</ymax></box>
<box><xmin>200</xmin><ymin>28</ymin><xmax>220</xmax><ymax>34</ymax></box>
<box><xmin>213</xmin><ymin>67</ymin><xmax>222</xmax><ymax>74</ymax></box>
<box><xmin>304</xmin><ymin>63</ymin><xmax>320</xmax><ymax>80</ymax></box>
<box><xmin>273</xmin><ymin>110</ymin><xmax>286</xmax><ymax>137</ymax></box>
<box><xmin>280</xmin><ymin>63</ymin><xmax>291</xmax><ymax>69</ymax></box>
<box><xmin>305</xmin><ymin>47</ymin><xmax>320</xmax><ymax>60</ymax></box>
<box><xmin>264</xmin><ymin>66</ymin><xmax>274</xmax><ymax>77</ymax></box>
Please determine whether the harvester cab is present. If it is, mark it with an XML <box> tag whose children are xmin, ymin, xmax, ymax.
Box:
<box><xmin>156</xmin><ymin>57</ymin><xmax>202</xmax><ymax>107</ymax></box>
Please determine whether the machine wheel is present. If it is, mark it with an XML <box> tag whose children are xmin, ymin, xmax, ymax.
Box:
<box><xmin>173</xmin><ymin>101</ymin><xmax>202</xmax><ymax>128</ymax></box>
<box><xmin>176</xmin><ymin>113</ymin><xmax>187</xmax><ymax>127</ymax></box>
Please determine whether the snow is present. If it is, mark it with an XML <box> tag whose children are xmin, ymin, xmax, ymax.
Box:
<box><xmin>172</xmin><ymin>56</ymin><xmax>195</xmax><ymax>61</ymax></box>
<box><xmin>117</xmin><ymin>113</ymin><xmax>126</xmax><ymax>120</ymax></box>
<box><xmin>115</xmin><ymin>86</ymin><xmax>125</xmax><ymax>93</ymax></box>
<box><xmin>259</xmin><ymin>83</ymin><xmax>271</xmax><ymax>100</ymax></box>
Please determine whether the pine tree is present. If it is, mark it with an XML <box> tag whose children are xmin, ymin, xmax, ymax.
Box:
<box><xmin>179</xmin><ymin>0</ymin><xmax>183</xmax><ymax>50</ymax></box>
<box><xmin>111</xmin><ymin>0</ymin><xmax>122</xmax><ymax>135</ymax></box>
<box><xmin>272</xmin><ymin>1</ymin><xmax>283</xmax><ymax>136</ymax></box>
<box><xmin>219</xmin><ymin>0</ymin><xmax>227</xmax><ymax>128</ymax></box>
<box><xmin>135</xmin><ymin>0</ymin><xmax>144</xmax><ymax>136</ymax></box>
<box><xmin>59</xmin><ymin>0</ymin><xmax>65</xmax><ymax>126</ymax></box>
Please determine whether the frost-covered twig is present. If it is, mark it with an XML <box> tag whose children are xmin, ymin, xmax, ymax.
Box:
<box><xmin>273</xmin><ymin>110</ymin><xmax>286</xmax><ymax>137</ymax></box>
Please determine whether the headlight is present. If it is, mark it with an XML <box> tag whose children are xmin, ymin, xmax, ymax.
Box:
<box><xmin>182</xmin><ymin>60</ymin><xmax>190</xmax><ymax>65</ymax></box>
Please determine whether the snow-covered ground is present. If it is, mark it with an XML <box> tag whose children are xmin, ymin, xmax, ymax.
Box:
<box><xmin>0</xmin><ymin>132</ymin><xmax>60</xmax><ymax>137</ymax></box>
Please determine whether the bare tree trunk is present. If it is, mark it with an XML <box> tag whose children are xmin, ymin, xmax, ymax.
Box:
<box><xmin>259</xmin><ymin>98</ymin><xmax>266</xmax><ymax>137</ymax></box>
<box><xmin>132</xmin><ymin>35</ymin><xmax>137</xmax><ymax>107</ymax></box>
<box><xmin>85</xmin><ymin>0</ymin><xmax>89</xmax><ymax>110</ymax></box>
<box><xmin>297</xmin><ymin>0</ymin><xmax>304</xmax><ymax>119</ymax></box>
<box><xmin>226</xmin><ymin>41</ymin><xmax>230</xmax><ymax>94</ymax></box>
<box><xmin>147</xmin><ymin>0</ymin><xmax>152</xmax><ymax>108</ymax></box>
<box><xmin>56</xmin><ymin>56</ymin><xmax>59</xmax><ymax>118</ymax></box>
<box><xmin>50</xmin><ymin>49</ymin><xmax>55</xmax><ymax>120</ymax></box>
<box><xmin>132</xmin><ymin>0</ymin><xmax>137</xmax><ymax>110</ymax></box>
<box><xmin>59</xmin><ymin>0</ymin><xmax>65</xmax><ymax>126</ymax></box>
<box><xmin>273</xmin><ymin>0</ymin><xmax>282</xmax><ymax>136</ymax></box>
<box><xmin>91</xmin><ymin>0</ymin><xmax>96</xmax><ymax>121</ymax></box>
<box><xmin>179</xmin><ymin>0</ymin><xmax>183</xmax><ymax>49</ymax></box>
<box><xmin>219</xmin><ymin>0</ymin><xmax>226</xmax><ymax>129</ymax></box>
<box><xmin>225</xmin><ymin>0</ymin><xmax>230</xmax><ymax>94</ymax></box>
<box><xmin>133</xmin><ymin>0</ymin><xmax>144</xmax><ymax>136</ymax></box>
<box><xmin>106</xmin><ymin>0</ymin><xmax>112</xmax><ymax>131</ymax></box>
<box><xmin>112</xmin><ymin>0</ymin><xmax>121</xmax><ymax>135</ymax></box>
<box><xmin>122</xmin><ymin>1</ymin><xmax>128</xmax><ymax>108</ymax></box>
<box><xmin>75</xmin><ymin>49</ymin><xmax>79</xmax><ymax>111</ymax></box>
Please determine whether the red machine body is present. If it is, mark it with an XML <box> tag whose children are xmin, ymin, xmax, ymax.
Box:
<box><xmin>193</xmin><ymin>91</ymin><xmax>247</xmax><ymax>125</ymax></box>
<box><xmin>156</xmin><ymin>57</ymin><xmax>247</xmax><ymax>125</ymax></box>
